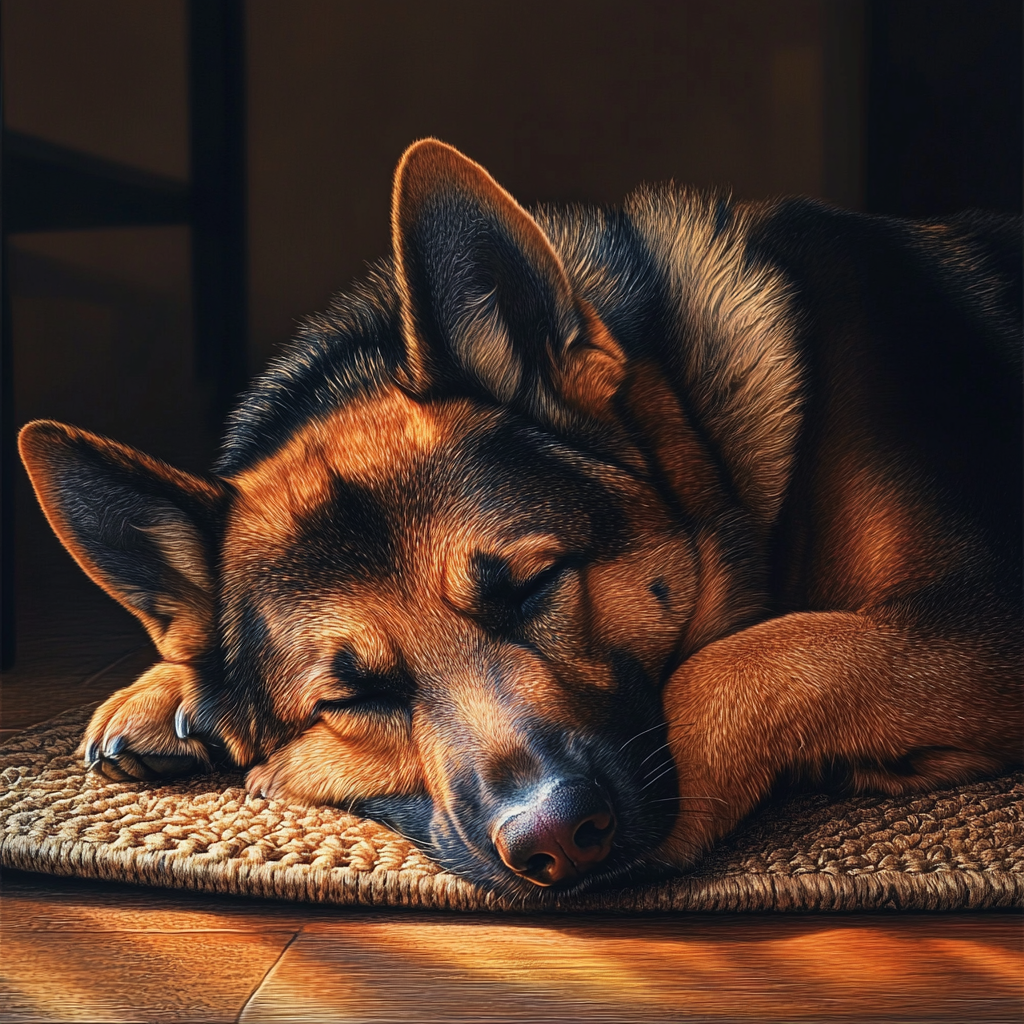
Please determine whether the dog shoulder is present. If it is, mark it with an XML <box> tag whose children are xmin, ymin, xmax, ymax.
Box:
<box><xmin>623</xmin><ymin>186</ymin><xmax>805</xmax><ymax>530</ymax></box>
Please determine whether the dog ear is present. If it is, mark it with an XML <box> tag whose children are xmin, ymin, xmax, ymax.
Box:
<box><xmin>392</xmin><ymin>138</ymin><xmax>626</xmax><ymax>421</ymax></box>
<box><xmin>18</xmin><ymin>421</ymin><xmax>230</xmax><ymax>663</ymax></box>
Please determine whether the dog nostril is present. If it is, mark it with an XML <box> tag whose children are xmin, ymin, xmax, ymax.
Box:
<box><xmin>523</xmin><ymin>852</ymin><xmax>560</xmax><ymax>884</ymax></box>
<box><xmin>492</xmin><ymin>783</ymin><xmax>616</xmax><ymax>887</ymax></box>
<box><xmin>573</xmin><ymin>811</ymin><xmax>614</xmax><ymax>850</ymax></box>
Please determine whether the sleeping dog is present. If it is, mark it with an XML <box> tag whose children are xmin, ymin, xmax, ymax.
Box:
<box><xmin>20</xmin><ymin>140</ymin><xmax>1022</xmax><ymax>896</ymax></box>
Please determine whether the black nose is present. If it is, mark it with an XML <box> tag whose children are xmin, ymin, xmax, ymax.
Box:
<box><xmin>492</xmin><ymin>782</ymin><xmax>616</xmax><ymax>886</ymax></box>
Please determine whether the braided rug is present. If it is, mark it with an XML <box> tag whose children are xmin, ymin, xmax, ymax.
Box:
<box><xmin>1</xmin><ymin>705</ymin><xmax>1021</xmax><ymax>912</ymax></box>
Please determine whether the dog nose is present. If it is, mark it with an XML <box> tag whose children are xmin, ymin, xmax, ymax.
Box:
<box><xmin>492</xmin><ymin>782</ymin><xmax>616</xmax><ymax>886</ymax></box>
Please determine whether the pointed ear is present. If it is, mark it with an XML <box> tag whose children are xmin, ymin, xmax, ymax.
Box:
<box><xmin>18</xmin><ymin>421</ymin><xmax>230</xmax><ymax>663</ymax></box>
<box><xmin>392</xmin><ymin>138</ymin><xmax>626</xmax><ymax>420</ymax></box>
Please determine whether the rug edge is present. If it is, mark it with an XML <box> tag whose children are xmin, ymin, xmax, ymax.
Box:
<box><xmin>3</xmin><ymin>833</ymin><xmax>1021</xmax><ymax>913</ymax></box>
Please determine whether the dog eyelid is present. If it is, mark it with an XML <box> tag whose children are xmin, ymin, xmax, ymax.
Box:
<box><xmin>331</xmin><ymin>647</ymin><xmax>363</xmax><ymax>681</ymax></box>
<box><xmin>312</xmin><ymin>694</ymin><xmax>408</xmax><ymax>720</ymax></box>
<box><xmin>325</xmin><ymin>648</ymin><xmax>415</xmax><ymax>712</ymax></box>
<box><xmin>331</xmin><ymin>648</ymin><xmax>398</xmax><ymax>683</ymax></box>
<box><xmin>476</xmin><ymin>553</ymin><xmax>572</xmax><ymax>604</ymax></box>
<box><xmin>516</xmin><ymin>557</ymin><xmax>581</xmax><ymax>617</ymax></box>
<box><xmin>518</xmin><ymin>558</ymin><xmax>571</xmax><ymax>599</ymax></box>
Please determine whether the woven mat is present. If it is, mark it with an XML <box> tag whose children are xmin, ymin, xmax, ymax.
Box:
<box><xmin>1</xmin><ymin>705</ymin><xmax>1021</xmax><ymax>912</ymax></box>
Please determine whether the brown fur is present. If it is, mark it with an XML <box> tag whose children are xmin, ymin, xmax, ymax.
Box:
<box><xmin>19</xmin><ymin>140</ymin><xmax>1022</xmax><ymax>893</ymax></box>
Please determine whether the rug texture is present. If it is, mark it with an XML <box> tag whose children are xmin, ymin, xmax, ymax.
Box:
<box><xmin>1</xmin><ymin>705</ymin><xmax>1021</xmax><ymax>912</ymax></box>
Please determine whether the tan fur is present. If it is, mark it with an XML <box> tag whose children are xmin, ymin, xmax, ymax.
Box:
<box><xmin>626</xmin><ymin>190</ymin><xmax>804</xmax><ymax>529</ymax></box>
<box><xmin>622</xmin><ymin>361</ymin><xmax>728</xmax><ymax>520</ymax></box>
<box><xmin>555</xmin><ymin>299</ymin><xmax>628</xmax><ymax>421</ymax></box>
<box><xmin>19</xmin><ymin>141</ymin><xmax>1021</xmax><ymax>891</ymax></box>
<box><xmin>80</xmin><ymin>662</ymin><xmax>211</xmax><ymax>780</ymax></box>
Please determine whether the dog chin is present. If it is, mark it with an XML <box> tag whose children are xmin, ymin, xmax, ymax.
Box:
<box><xmin>431</xmin><ymin>797</ymin><xmax>676</xmax><ymax>900</ymax></box>
<box><xmin>443</xmin><ymin>839</ymin><xmax>665</xmax><ymax>903</ymax></box>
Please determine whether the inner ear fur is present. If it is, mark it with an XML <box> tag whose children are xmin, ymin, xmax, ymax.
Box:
<box><xmin>18</xmin><ymin>420</ymin><xmax>230</xmax><ymax>663</ymax></box>
<box><xmin>391</xmin><ymin>138</ymin><xmax>626</xmax><ymax>421</ymax></box>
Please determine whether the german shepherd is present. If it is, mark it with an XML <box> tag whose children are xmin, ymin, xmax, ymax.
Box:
<box><xmin>19</xmin><ymin>140</ymin><xmax>1022</xmax><ymax>897</ymax></box>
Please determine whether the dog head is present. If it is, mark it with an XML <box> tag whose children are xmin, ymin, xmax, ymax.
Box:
<box><xmin>20</xmin><ymin>141</ymin><xmax>764</xmax><ymax>896</ymax></box>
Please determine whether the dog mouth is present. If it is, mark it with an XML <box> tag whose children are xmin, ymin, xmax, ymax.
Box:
<box><xmin>489</xmin><ymin>778</ymin><xmax>619</xmax><ymax>888</ymax></box>
<box><xmin>480</xmin><ymin>792</ymin><xmax>673</xmax><ymax>900</ymax></box>
<box><xmin>358</xmin><ymin>753</ymin><xmax>677</xmax><ymax>900</ymax></box>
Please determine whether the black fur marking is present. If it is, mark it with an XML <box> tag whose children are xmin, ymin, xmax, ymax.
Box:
<box><xmin>468</xmin><ymin>424</ymin><xmax>627</xmax><ymax>556</ymax></box>
<box><xmin>355</xmin><ymin>793</ymin><xmax>434</xmax><ymax>845</ymax></box>
<box><xmin>321</xmin><ymin>647</ymin><xmax>415</xmax><ymax>713</ymax></box>
<box><xmin>283</xmin><ymin>475</ymin><xmax>397</xmax><ymax>584</ymax></box>
<box><xmin>216</xmin><ymin>599</ymin><xmax>286</xmax><ymax>756</ymax></box>
<box><xmin>712</xmin><ymin>196</ymin><xmax>732</xmax><ymax>239</ymax></box>
<box><xmin>650</xmin><ymin>578</ymin><xmax>670</xmax><ymax>605</ymax></box>
<box><xmin>216</xmin><ymin>267</ymin><xmax>404</xmax><ymax>476</ymax></box>
<box><xmin>472</xmin><ymin>553</ymin><xmax>576</xmax><ymax>640</ymax></box>
<box><xmin>46</xmin><ymin>437</ymin><xmax>223</xmax><ymax>622</ymax></box>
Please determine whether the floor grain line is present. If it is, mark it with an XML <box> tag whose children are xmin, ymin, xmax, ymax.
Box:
<box><xmin>235</xmin><ymin>931</ymin><xmax>301</xmax><ymax>1024</ymax></box>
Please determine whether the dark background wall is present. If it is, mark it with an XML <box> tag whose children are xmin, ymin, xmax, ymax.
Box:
<box><xmin>7</xmin><ymin>0</ymin><xmax>1019</xmax><ymax>426</ymax></box>
<box><xmin>243</xmin><ymin>0</ymin><xmax>861</xmax><ymax>369</ymax></box>
<box><xmin>866</xmin><ymin>0</ymin><xmax>1023</xmax><ymax>217</ymax></box>
<box><xmin>1</xmin><ymin>1</ymin><xmax>1021</xmax><ymax>664</ymax></box>
<box><xmin>4</xmin><ymin>0</ymin><xmax>869</xmax><ymax>414</ymax></box>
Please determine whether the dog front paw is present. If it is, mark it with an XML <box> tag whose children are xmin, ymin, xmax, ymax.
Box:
<box><xmin>242</xmin><ymin>720</ymin><xmax>427</xmax><ymax>808</ymax></box>
<box><xmin>80</xmin><ymin>662</ymin><xmax>213</xmax><ymax>782</ymax></box>
<box><xmin>244</xmin><ymin>759</ymin><xmax>287</xmax><ymax>801</ymax></box>
<box><xmin>243</xmin><ymin>748</ymin><xmax>320</xmax><ymax>803</ymax></box>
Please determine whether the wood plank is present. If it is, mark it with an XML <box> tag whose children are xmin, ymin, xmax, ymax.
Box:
<box><xmin>243</xmin><ymin>914</ymin><xmax>1024</xmax><ymax>1023</ymax></box>
<box><xmin>9</xmin><ymin>871</ymin><xmax>1019</xmax><ymax>1022</ymax></box>
<box><xmin>0</xmin><ymin>929</ymin><xmax>294</xmax><ymax>1023</ymax></box>
<box><xmin>0</xmin><ymin>644</ymin><xmax>153</xmax><ymax>730</ymax></box>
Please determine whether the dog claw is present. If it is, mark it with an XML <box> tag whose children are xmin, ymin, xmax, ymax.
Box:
<box><xmin>174</xmin><ymin>705</ymin><xmax>192</xmax><ymax>740</ymax></box>
<box><xmin>105</xmin><ymin>734</ymin><xmax>128</xmax><ymax>757</ymax></box>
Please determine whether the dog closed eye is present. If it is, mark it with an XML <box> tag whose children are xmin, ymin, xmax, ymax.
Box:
<box><xmin>473</xmin><ymin>553</ymin><xmax>576</xmax><ymax>630</ymax></box>
<box><xmin>311</xmin><ymin>649</ymin><xmax>414</xmax><ymax>718</ymax></box>
<box><xmin>517</xmin><ymin>560</ymin><xmax>575</xmax><ymax>612</ymax></box>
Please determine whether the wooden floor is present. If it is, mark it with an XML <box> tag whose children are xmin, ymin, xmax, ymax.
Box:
<box><xmin>3</xmin><ymin>490</ymin><xmax>1023</xmax><ymax>1023</ymax></box>
<box><xmin>3</xmin><ymin>868</ymin><xmax>1021</xmax><ymax>1024</ymax></box>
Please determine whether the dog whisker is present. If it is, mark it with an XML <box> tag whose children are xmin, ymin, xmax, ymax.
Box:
<box><xmin>640</xmin><ymin>763</ymin><xmax>678</xmax><ymax>791</ymax></box>
<box><xmin>637</xmin><ymin>740</ymin><xmax>672</xmax><ymax>769</ymax></box>
<box><xmin>642</xmin><ymin>757</ymin><xmax>674</xmax><ymax>780</ymax></box>
<box><xmin>645</xmin><ymin>795</ymin><xmax>729</xmax><ymax>804</ymax></box>
<box><xmin>616</xmin><ymin>721</ymin><xmax>665</xmax><ymax>753</ymax></box>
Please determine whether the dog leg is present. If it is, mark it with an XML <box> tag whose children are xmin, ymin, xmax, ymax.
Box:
<box><xmin>244</xmin><ymin>718</ymin><xmax>423</xmax><ymax>806</ymax></box>
<box><xmin>655</xmin><ymin>610</ymin><xmax>1022</xmax><ymax>868</ymax></box>
<box><xmin>80</xmin><ymin>662</ymin><xmax>213</xmax><ymax>781</ymax></box>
